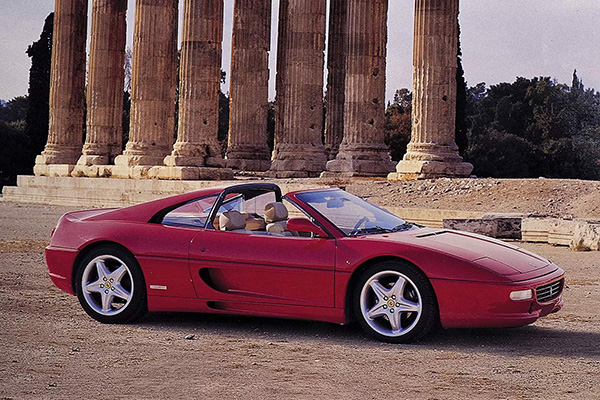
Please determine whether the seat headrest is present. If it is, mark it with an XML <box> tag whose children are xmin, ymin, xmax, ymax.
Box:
<box><xmin>219</xmin><ymin>210</ymin><xmax>246</xmax><ymax>231</ymax></box>
<box><xmin>264</xmin><ymin>202</ymin><xmax>288</xmax><ymax>223</ymax></box>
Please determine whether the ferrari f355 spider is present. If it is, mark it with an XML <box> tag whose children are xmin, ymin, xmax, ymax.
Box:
<box><xmin>46</xmin><ymin>183</ymin><xmax>564</xmax><ymax>343</ymax></box>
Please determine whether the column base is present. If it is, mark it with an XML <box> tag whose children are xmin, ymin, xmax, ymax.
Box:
<box><xmin>33</xmin><ymin>163</ymin><xmax>76</xmax><ymax>177</ymax></box>
<box><xmin>164</xmin><ymin>154</ymin><xmax>206</xmax><ymax>168</ymax></box>
<box><xmin>388</xmin><ymin>160</ymin><xmax>474</xmax><ymax>180</ymax></box>
<box><xmin>227</xmin><ymin>158</ymin><xmax>271</xmax><ymax>172</ymax></box>
<box><xmin>226</xmin><ymin>145</ymin><xmax>271</xmax><ymax>171</ymax></box>
<box><xmin>34</xmin><ymin>146</ymin><xmax>82</xmax><ymax>176</ymax></box>
<box><xmin>76</xmin><ymin>154</ymin><xmax>110</xmax><ymax>166</ymax></box>
<box><xmin>324</xmin><ymin>144</ymin><xmax>396</xmax><ymax>177</ymax></box>
<box><xmin>324</xmin><ymin>159</ymin><xmax>396</xmax><ymax>178</ymax></box>
<box><xmin>268</xmin><ymin>144</ymin><xmax>327</xmax><ymax>178</ymax></box>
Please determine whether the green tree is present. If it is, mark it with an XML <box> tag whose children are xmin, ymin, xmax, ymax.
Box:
<box><xmin>25</xmin><ymin>12</ymin><xmax>53</xmax><ymax>155</ymax></box>
<box><xmin>384</xmin><ymin>89</ymin><xmax>412</xmax><ymax>161</ymax></box>
<box><xmin>455</xmin><ymin>24</ymin><xmax>468</xmax><ymax>155</ymax></box>
<box><xmin>0</xmin><ymin>96</ymin><xmax>29</xmax><ymax>122</ymax></box>
<box><xmin>465</xmin><ymin>75</ymin><xmax>600</xmax><ymax>179</ymax></box>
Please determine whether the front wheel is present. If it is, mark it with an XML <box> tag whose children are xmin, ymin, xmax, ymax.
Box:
<box><xmin>353</xmin><ymin>261</ymin><xmax>438</xmax><ymax>343</ymax></box>
<box><xmin>75</xmin><ymin>245</ymin><xmax>147</xmax><ymax>324</ymax></box>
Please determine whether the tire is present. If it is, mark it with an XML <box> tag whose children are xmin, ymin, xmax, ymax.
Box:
<box><xmin>75</xmin><ymin>245</ymin><xmax>147</xmax><ymax>324</ymax></box>
<box><xmin>353</xmin><ymin>260</ymin><xmax>438</xmax><ymax>343</ymax></box>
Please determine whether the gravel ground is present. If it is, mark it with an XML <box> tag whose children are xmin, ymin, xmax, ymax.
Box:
<box><xmin>0</xmin><ymin>190</ymin><xmax>599</xmax><ymax>399</ymax></box>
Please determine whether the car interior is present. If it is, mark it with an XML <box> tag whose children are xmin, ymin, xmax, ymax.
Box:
<box><xmin>161</xmin><ymin>184</ymin><xmax>318</xmax><ymax>237</ymax></box>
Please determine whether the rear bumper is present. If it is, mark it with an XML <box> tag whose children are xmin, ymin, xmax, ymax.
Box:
<box><xmin>432</xmin><ymin>269</ymin><xmax>565</xmax><ymax>329</ymax></box>
<box><xmin>46</xmin><ymin>246</ymin><xmax>78</xmax><ymax>295</ymax></box>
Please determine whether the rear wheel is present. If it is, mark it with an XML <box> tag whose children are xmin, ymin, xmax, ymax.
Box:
<box><xmin>75</xmin><ymin>245</ymin><xmax>147</xmax><ymax>323</ymax></box>
<box><xmin>353</xmin><ymin>260</ymin><xmax>437</xmax><ymax>343</ymax></box>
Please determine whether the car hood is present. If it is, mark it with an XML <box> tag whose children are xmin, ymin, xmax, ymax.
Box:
<box><xmin>378</xmin><ymin>228</ymin><xmax>553</xmax><ymax>279</ymax></box>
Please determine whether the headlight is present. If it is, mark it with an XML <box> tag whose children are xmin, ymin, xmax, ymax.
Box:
<box><xmin>510</xmin><ymin>289</ymin><xmax>533</xmax><ymax>301</ymax></box>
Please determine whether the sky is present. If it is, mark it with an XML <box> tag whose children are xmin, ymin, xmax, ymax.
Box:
<box><xmin>1</xmin><ymin>0</ymin><xmax>599</xmax><ymax>103</ymax></box>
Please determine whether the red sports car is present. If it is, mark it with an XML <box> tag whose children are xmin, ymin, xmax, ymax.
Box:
<box><xmin>46</xmin><ymin>183</ymin><xmax>564</xmax><ymax>343</ymax></box>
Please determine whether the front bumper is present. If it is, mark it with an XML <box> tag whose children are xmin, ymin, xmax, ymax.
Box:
<box><xmin>432</xmin><ymin>268</ymin><xmax>565</xmax><ymax>329</ymax></box>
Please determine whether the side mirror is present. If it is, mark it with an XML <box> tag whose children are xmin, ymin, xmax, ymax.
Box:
<box><xmin>286</xmin><ymin>218</ymin><xmax>328</xmax><ymax>238</ymax></box>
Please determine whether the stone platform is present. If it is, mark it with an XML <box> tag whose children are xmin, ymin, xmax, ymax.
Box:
<box><xmin>0</xmin><ymin>175</ymin><xmax>324</xmax><ymax>208</ymax></box>
<box><xmin>2</xmin><ymin>176</ymin><xmax>599</xmax><ymax>251</ymax></box>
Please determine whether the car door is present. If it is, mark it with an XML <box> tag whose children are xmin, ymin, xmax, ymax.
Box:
<box><xmin>188</xmin><ymin>230</ymin><xmax>336</xmax><ymax>307</ymax></box>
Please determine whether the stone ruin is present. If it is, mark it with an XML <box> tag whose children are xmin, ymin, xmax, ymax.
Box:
<box><xmin>34</xmin><ymin>0</ymin><xmax>472</xmax><ymax>181</ymax></box>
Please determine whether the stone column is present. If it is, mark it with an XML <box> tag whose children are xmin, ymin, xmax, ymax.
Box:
<box><xmin>325</xmin><ymin>0</ymin><xmax>396</xmax><ymax>177</ymax></box>
<box><xmin>225</xmin><ymin>0</ymin><xmax>272</xmax><ymax>172</ymax></box>
<box><xmin>74</xmin><ymin>0</ymin><xmax>127</xmax><ymax>177</ymax></box>
<box><xmin>268</xmin><ymin>0</ymin><xmax>328</xmax><ymax>178</ymax></box>
<box><xmin>163</xmin><ymin>0</ymin><xmax>230</xmax><ymax>178</ymax></box>
<box><xmin>113</xmin><ymin>0</ymin><xmax>178</xmax><ymax>178</ymax></box>
<box><xmin>34</xmin><ymin>0</ymin><xmax>87</xmax><ymax>177</ymax></box>
<box><xmin>324</xmin><ymin>0</ymin><xmax>347</xmax><ymax>161</ymax></box>
<box><xmin>389</xmin><ymin>0</ymin><xmax>472</xmax><ymax>180</ymax></box>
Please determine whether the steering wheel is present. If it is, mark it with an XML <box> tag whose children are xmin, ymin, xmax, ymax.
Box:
<box><xmin>352</xmin><ymin>216</ymin><xmax>370</xmax><ymax>232</ymax></box>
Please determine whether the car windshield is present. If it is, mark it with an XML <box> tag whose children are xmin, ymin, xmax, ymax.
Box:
<box><xmin>295</xmin><ymin>189</ymin><xmax>417</xmax><ymax>236</ymax></box>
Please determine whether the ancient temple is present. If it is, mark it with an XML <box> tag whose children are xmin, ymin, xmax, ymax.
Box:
<box><xmin>34</xmin><ymin>0</ymin><xmax>471</xmax><ymax>181</ymax></box>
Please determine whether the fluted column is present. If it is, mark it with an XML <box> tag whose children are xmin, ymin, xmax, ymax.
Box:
<box><xmin>164</xmin><ymin>0</ymin><xmax>225</xmax><ymax>169</ymax></box>
<box><xmin>324</xmin><ymin>0</ymin><xmax>347</xmax><ymax>161</ymax></box>
<box><xmin>390</xmin><ymin>0</ymin><xmax>472</xmax><ymax>180</ymax></box>
<box><xmin>325</xmin><ymin>0</ymin><xmax>395</xmax><ymax>177</ymax></box>
<box><xmin>75</xmin><ymin>0</ymin><xmax>127</xmax><ymax>174</ymax></box>
<box><xmin>114</xmin><ymin>0</ymin><xmax>178</xmax><ymax>173</ymax></box>
<box><xmin>225</xmin><ymin>0</ymin><xmax>272</xmax><ymax>172</ymax></box>
<box><xmin>268</xmin><ymin>0</ymin><xmax>327</xmax><ymax>178</ymax></box>
<box><xmin>34</xmin><ymin>0</ymin><xmax>87</xmax><ymax>177</ymax></box>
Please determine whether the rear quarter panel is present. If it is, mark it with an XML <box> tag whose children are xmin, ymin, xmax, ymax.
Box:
<box><xmin>48</xmin><ymin>218</ymin><xmax>198</xmax><ymax>299</ymax></box>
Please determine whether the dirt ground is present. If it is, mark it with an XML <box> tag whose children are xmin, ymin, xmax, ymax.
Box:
<box><xmin>342</xmin><ymin>177</ymin><xmax>600</xmax><ymax>219</ymax></box>
<box><xmin>0</xmin><ymin>182</ymin><xmax>599</xmax><ymax>399</ymax></box>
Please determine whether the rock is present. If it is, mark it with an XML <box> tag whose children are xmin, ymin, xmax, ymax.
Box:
<box><xmin>570</xmin><ymin>220</ymin><xmax>600</xmax><ymax>251</ymax></box>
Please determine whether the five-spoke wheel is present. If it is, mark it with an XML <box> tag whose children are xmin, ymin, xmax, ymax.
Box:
<box><xmin>354</xmin><ymin>261</ymin><xmax>437</xmax><ymax>343</ymax></box>
<box><xmin>75</xmin><ymin>245</ymin><xmax>147</xmax><ymax>324</ymax></box>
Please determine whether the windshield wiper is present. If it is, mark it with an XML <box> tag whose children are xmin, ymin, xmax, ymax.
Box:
<box><xmin>348</xmin><ymin>226</ymin><xmax>393</xmax><ymax>236</ymax></box>
<box><xmin>391</xmin><ymin>222</ymin><xmax>416</xmax><ymax>232</ymax></box>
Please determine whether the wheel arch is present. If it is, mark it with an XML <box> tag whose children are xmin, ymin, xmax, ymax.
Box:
<box><xmin>71</xmin><ymin>241</ymin><xmax>139</xmax><ymax>295</ymax></box>
<box><xmin>343</xmin><ymin>256</ymin><xmax>440</xmax><ymax>325</ymax></box>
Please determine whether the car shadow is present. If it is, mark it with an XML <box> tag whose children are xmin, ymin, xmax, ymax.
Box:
<box><xmin>136</xmin><ymin>312</ymin><xmax>600</xmax><ymax>359</ymax></box>
<box><xmin>424</xmin><ymin>325</ymin><xmax>600</xmax><ymax>358</ymax></box>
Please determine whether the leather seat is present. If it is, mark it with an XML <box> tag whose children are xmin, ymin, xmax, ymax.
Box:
<box><xmin>242</xmin><ymin>213</ymin><xmax>267</xmax><ymax>231</ymax></box>
<box><xmin>219</xmin><ymin>210</ymin><xmax>248</xmax><ymax>233</ymax></box>
<box><xmin>264</xmin><ymin>202</ymin><xmax>291</xmax><ymax>235</ymax></box>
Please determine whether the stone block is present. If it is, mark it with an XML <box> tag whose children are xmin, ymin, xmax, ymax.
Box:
<box><xmin>71</xmin><ymin>165</ymin><xmax>113</xmax><ymax>178</ymax></box>
<box><xmin>442</xmin><ymin>216</ymin><xmax>521</xmax><ymax>239</ymax></box>
<box><xmin>548</xmin><ymin>219</ymin><xmax>575</xmax><ymax>246</ymax></box>
<box><xmin>570</xmin><ymin>220</ymin><xmax>600</xmax><ymax>251</ymax></box>
<box><xmin>522</xmin><ymin>218</ymin><xmax>551</xmax><ymax>243</ymax></box>
<box><xmin>390</xmin><ymin>160</ymin><xmax>473</xmax><ymax>180</ymax></box>
<box><xmin>148</xmin><ymin>166</ymin><xmax>235</xmax><ymax>181</ymax></box>
<box><xmin>443</xmin><ymin>219</ymin><xmax>497</xmax><ymax>237</ymax></box>
<box><xmin>482</xmin><ymin>214</ymin><xmax>523</xmax><ymax>239</ymax></box>
<box><xmin>36</xmin><ymin>164</ymin><xmax>76</xmax><ymax>177</ymax></box>
<box><xmin>522</xmin><ymin>217</ymin><xmax>574</xmax><ymax>246</ymax></box>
